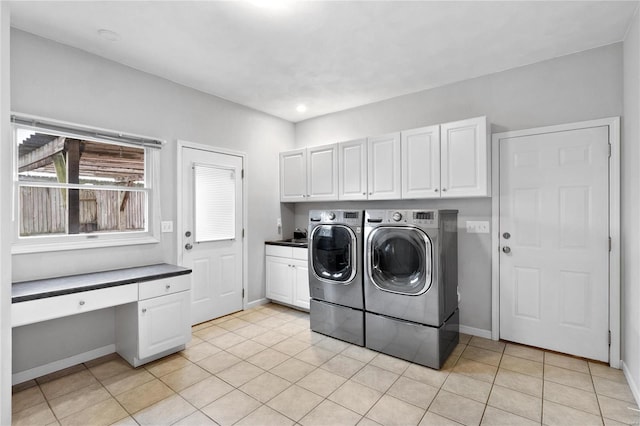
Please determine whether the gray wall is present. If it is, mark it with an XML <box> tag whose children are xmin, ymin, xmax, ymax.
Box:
<box><xmin>623</xmin><ymin>8</ymin><xmax>640</xmax><ymax>398</ymax></box>
<box><xmin>10</xmin><ymin>29</ymin><xmax>295</xmax><ymax>373</ymax></box>
<box><xmin>1</xmin><ymin>4</ymin><xmax>12</xmax><ymax>423</ymax></box>
<box><xmin>294</xmin><ymin>44</ymin><xmax>623</xmax><ymax>333</ymax></box>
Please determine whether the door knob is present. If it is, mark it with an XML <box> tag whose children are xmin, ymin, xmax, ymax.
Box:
<box><xmin>185</xmin><ymin>243</ymin><xmax>193</xmax><ymax>250</ymax></box>
<box><xmin>185</xmin><ymin>231</ymin><xmax>191</xmax><ymax>237</ymax></box>
<box><xmin>503</xmin><ymin>232</ymin><xmax>511</xmax><ymax>239</ymax></box>
<box><xmin>502</xmin><ymin>246</ymin><xmax>511</xmax><ymax>254</ymax></box>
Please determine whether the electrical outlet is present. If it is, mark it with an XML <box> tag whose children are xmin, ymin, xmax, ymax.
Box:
<box><xmin>466</xmin><ymin>221</ymin><xmax>490</xmax><ymax>234</ymax></box>
<box><xmin>161</xmin><ymin>221</ymin><xmax>173</xmax><ymax>233</ymax></box>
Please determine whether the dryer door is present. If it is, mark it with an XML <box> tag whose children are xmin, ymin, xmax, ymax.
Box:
<box><xmin>310</xmin><ymin>224</ymin><xmax>357</xmax><ymax>283</ymax></box>
<box><xmin>368</xmin><ymin>226</ymin><xmax>432</xmax><ymax>295</ymax></box>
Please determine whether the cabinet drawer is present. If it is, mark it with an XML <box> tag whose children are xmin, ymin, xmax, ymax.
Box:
<box><xmin>139</xmin><ymin>275</ymin><xmax>190</xmax><ymax>301</ymax></box>
<box><xmin>292</xmin><ymin>247</ymin><xmax>308</xmax><ymax>261</ymax></box>
<box><xmin>12</xmin><ymin>284</ymin><xmax>138</xmax><ymax>327</ymax></box>
<box><xmin>265</xmin><ymin>245</ymin><xmax>293</xmax><ymax>258</ymax></box>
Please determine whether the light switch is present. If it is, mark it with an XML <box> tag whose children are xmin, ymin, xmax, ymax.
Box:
<box><xmin>466</xmin><ymin>221</ymin><xmax>489</xmax><ymax>234</ymax></box>
<box><xmin>161</xmin><ymin>221</ymin><xmax>174</xmax><ymax>233</ymax></box>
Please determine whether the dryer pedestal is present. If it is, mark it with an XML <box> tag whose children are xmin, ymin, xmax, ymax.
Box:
<box><xmin>365</xmin><ymin>309</ymin><xmax>459</xmax><ymax>369</ymax></box>
<box><xmin>310</xmin><ymin>299</ymin><xmax>364</xmax><ymax>346</ymax></box>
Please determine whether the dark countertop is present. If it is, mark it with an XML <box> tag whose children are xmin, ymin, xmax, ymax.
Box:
<box><xmin>265</xmin><ymin>239</ymin><xmax>308</xmax><ymax>248</ymax></box>
<box><xmin>12</xmin><ymin>263</ymin><xmax>192</xmax><ymax>303</ymax></box>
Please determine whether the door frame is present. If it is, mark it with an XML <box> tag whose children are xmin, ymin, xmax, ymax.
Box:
<box><xmin>490</xmin><ymin>117</ymin><xmax>620</xmax><ymax>367</ymax></box>
<box><xmin>176</xmin><ymin>140</ymin><xmax>249</xmax><ymax>312</ymax></box>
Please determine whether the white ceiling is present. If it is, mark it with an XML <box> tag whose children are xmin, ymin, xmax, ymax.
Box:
<box><xmin>8</xmin><ymin>1</ymin><xmax>639</xmax><ymax>122</ymax></box>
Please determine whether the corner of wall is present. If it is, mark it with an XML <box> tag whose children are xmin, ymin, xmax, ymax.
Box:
<box><xmin>0</xmin><ymin>2</ymin><xmax>12</xmax><ymax>424</ymax></box>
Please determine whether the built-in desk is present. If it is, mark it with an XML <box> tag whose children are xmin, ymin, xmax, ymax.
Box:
<box><xmin>12</xmin><ymin>264</ymin><xmax>192</xmax><ymax>383</ymax></box>
<box><xmin>12</xmin><ymin>263</ymin><xmax>191</xmax><ymax>326</ymax></box>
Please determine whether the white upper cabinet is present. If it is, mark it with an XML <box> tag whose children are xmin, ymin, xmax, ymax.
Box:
<box><xmin>368</xmin><ymin>132</ymin><xmax>401</xmax><ymax>200</ymax></box>
<box><xmin>401</xmin><ymin>125</ymin><xmax>441</xmax><ymax>199</ymax></box>
<box><xmin>307</xmin><ymin>144</ymin><xmax>338</xmax><ymax>201</ymax></box>
<box><xmin>280</xmin><ymin>148</ymin><xmax>307</xmax><ymax>202</ymax></box>
<box><xmin>280</xmin><ymin>145</ymin><xmax>338</xmax><ymax>202</ymax></box>
<box><xmin>279</xmin><ymin>116</ymin><xmax>489</xmax><ymax>202</ymax></box>
<box><xmin>338</xmin><ymin>139</ymin><xmax>368</xmax><ymax>200</ymax></box>
<box><xmin>440</xmin><ymin>116</ymin><xmax>489</xmax><ymax>198</ymax></box>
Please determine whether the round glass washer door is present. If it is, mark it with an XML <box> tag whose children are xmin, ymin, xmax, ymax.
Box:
<box><xmin>310</xmin><ymin>224</ymin><xmax>357</xmax><ymax>283</ymax></box>
<box><xmin>367</xmin><ymin>226</ymin><xmax>432</xmax><ymax>295</ymax></box>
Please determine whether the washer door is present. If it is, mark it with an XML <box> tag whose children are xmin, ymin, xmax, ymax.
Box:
<box><xmin>311</xmin><ymin>224</ymin><xmax>357</xmax><ymax>283</ymax></box>
<box><xmin>368</xmin><ymin>226</ymin><xmax>432</xmax><ymax>295</ymax></box>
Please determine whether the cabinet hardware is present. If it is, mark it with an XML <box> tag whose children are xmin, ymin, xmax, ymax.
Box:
<box><xmin>166</xmin><ymin>284</ymin><xmax>171</xmax><ymax>290</ymax></box>
<box><xmin>79</xmin><ymin>300</ymin><xmax>85</xmax><ymax>306</ymax></box>
<box><xmin>434</xmin><ymin>189</ymin><xmax>438</xmax><ymax>192</ymax></box>
<box><xmin>142</xmin><ymin>308</ymin><xmax>147</xmax><ymax>313</ymax></box>
<box><xmin>442</xmin><ymin>188</ymin><xmax>447</xmax><ymax>192</ymax></box>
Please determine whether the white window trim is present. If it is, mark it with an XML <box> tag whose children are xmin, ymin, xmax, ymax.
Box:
<box><xmin>11</xmin><ymin>113</ymin><xmax>163</xmax><ymax>254</ymax></box>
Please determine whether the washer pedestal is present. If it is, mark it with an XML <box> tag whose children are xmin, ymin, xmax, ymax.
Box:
<box><xmin>365</xmin><ymin>309</ymin><xmax>459</xmax><ymax>369</ymax></box>
<box><xmin>310</xmin><ymin>299</ymin><xmax>364</xmax><ymax>346</ymax></box>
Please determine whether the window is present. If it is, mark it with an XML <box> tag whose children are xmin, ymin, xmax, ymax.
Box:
<box><xmin>12</xmin><ymin>115</ymin><xmax>163</xmax><ymax>252</ymax></box>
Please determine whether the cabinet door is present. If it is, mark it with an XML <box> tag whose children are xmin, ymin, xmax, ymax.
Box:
<box><xmin>307</xmin><ymin>144</ymin><xmax>338</xmax><ymax>201</ymax></box>
<box><xmin>401</xmin><ymin>125</ymin><xmax>441</xmax><ymax>199</ymax></box>
<box><xmin>138</xmin><ymin>291</ymin><xmax>191</xmax><ymax>359</ymax></box>
<box><xmin>338</xmin><ymin>139</ymin><xmax>368</xmax><ymax>200</ymax></box>
<box><xmin>367</xmin><ymin>132</ymin><xmax>401</xmax><ymax>200</ymax></box>
<box><xmin>265</xmin><ymin>256</ymin><xmax>293</xmax><ymax>304</ymax></box>
<box><xmin>280</xmin><ymin>149</ymin><xmax>307</xmax><ymax>202</ymax></box>
<box><xmin>292</xmin><ymin>259</ymin><xmax>310</xmax><ymax>310</ymax></box>
<box><xmin>440</xmin><ymin>116</ymin><xmax>489</xmax><ymax>198</ymax></box>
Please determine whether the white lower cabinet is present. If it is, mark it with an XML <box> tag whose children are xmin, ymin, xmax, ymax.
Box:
<box><xmin>116</xmin><ymin>275</ymin><xmax>191</xmax><ymax>367</ymax></box>
<box><xmin>265</xmin><ymin>245</ymin><xmax>309</xmax><ymax>310</ymax></box>
<box><xmin>292</xmin><ymin>259</ymin><xmax>310</xmax><ymax>310</ymax></box>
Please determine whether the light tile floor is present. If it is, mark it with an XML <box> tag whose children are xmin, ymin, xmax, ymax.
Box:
<box><xmin>11</xmin><ymin>303</ymin><xmax>640</xmax><ymax>426</ymax></box>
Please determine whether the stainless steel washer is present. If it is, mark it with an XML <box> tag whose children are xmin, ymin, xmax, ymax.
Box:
<box><xmin>308</xmin><ymin>210</ymin><xmax>364</xmax><ymax>346</ymax></box>
<box><xmin>364</xmin><ymin>209</ymin><xmax>459</xmax><ymax>368</ymax></box>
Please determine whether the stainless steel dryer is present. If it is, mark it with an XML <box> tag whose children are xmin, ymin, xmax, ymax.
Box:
<box><xmin>309</xmin><ymin>210</ymin><xmax>364</xmax><ymax>346</ymax></box>
<box><xmin>364</xmin><ymin>209</ymin><xmax>459</xmax><ymax>368</ymax></box>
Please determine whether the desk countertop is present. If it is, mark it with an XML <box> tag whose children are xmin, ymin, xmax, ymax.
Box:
<box><xmin>12</xmin><ymin>263</ymin><xmax>192</xmax><ymax>303</ymax></box>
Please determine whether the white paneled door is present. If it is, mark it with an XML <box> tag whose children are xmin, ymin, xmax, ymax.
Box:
<box><xmin>499</xmin><ymin>125</ymin><xmax>610</xmax><ymax>361</ymax></box>
<box><xmin>181</xmin><ymin>146</ymin><xmax>243</xmax><ymax>325</ymax></box>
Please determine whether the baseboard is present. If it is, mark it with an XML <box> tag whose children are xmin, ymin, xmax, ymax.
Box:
<box><xmin>246</xmin><ymin>298</ymin><xmax>270</xmax><ymax>310</ymax></box>
<box><xmin>459</xmin><ymin>325</ymin><xmax>492</xmax><ymax>340</ymax></box>
<box><xmin>12</xmin><ymin>344</ymin><xmax>115</xmax><ymax>385</ymax></box>
<box><xmin>622</xmin><ymin>360</ymin><xmax>640</xmax><ymax>406</ymax></box>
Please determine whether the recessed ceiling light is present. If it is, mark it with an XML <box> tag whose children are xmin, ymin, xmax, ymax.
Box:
<box><xmin>97</xmin><ymin>29</ymin><xmax>120</xmax><ymax>42</ymax></box>
<box><xmin>296</xmin><ymin>104</ymin><xmax>307</xmax><ymax>113</ymax></box>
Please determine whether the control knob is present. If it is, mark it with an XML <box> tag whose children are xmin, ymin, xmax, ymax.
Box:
<box><xmin>392</xmin><ymin>212</ymin><xmax>402</xmax><ymax>222</ymax></box>
<box><xmin>327</xmin><ymin>212</ymin><xmax>336</xmax><ymax>220</ymax></box>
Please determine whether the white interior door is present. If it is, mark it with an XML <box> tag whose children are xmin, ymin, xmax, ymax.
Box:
<box><xmin>181</xmin><ymin>146</ymin><xmax>243</xmax><ymax>325</ymax></box>
<box><xmin>499</xmin><ymin>125</ymin><xmax>610</xmax><ymax>361</ymax></box>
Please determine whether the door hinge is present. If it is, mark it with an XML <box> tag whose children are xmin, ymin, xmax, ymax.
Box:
<box><xmin>241</xmin><ymin>169</ymin><xmax>244</xmax><ymax>179</ymax></box>
<box><xmin>242</xmin><ymin>228</ymin><xmax>245</xmax><ymax>238</ymax></box>
<box><xmin>608</xmin><ymin>330</ymin><xmax>611</xmax><ymax>345</ymax></box>
<box><xmin>609</xmin><ymin>237</ymin><xmax>612</xmax><ymax>252</ymax></box>
<box><xmin>242</xmin><ymin>288</ymin><xmax>245</xmax><ymax>299</ymax></box>
<box><xmin>608</xmin><ymin>144</ymin><xmax>612</xmax><ymax>158</ymax></box>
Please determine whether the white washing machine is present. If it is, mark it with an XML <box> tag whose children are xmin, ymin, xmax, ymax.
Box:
<box><xmin>364</xmin><ymin>209</ymin><xmax>459</xmax><ymax>368</ymax></box>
